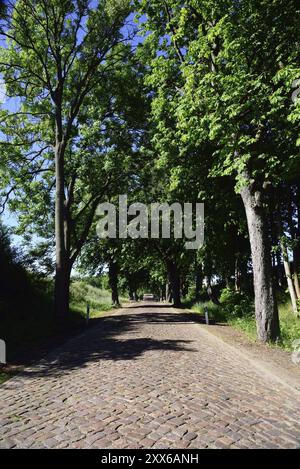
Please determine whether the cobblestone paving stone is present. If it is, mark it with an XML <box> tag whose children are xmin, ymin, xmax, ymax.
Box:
<box><xmin>1</xmin><ymin>303</ymin><xmax>300</xmax><ymax>449</ymax></box>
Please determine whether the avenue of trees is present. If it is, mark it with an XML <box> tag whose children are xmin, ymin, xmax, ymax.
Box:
<box><xmin>1</xmin><ymin>0</ymin><xmax>300</xmax><ymax>344</ymax></box>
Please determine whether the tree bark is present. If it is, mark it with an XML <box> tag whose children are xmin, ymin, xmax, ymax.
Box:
<box><xmin>275</xmin><ymin>249</ymin><xmax>284</xmax><ymax>287</ymax></box>
<box><xmin>54</xmin><ymin>134</ymin><xmax>70</xmax><ymax>318</ymax></box>
<box><xmin>167</xmin><ymin>260</ymin><xmax>182</xmax><ymax>308</ymax></box>
<box><xmin>109</xmin><ymin>261</ymin><xmax>119</xmax><ymax>306</ymax></box>
<box><xmin>54</xmin><ymin>261</ymin><xmax>71</xmax><ymax>320</ymax></box>
<box><xmin>128</xmin><ymin>287</ymin><xmax>134</xmax><ymax>301</ymax></box>
<box><xmin>292</xmin><ymin>184</ymin><xmax>300</xmax><ymax>299</ymax></box>
<box><xmin>234</xmin><ymin>257</ymin><xmax>241</xmax><ymax>292</ymax></box>
<box><xmin>195</xmin><ymin>263</ymin><xmax>203</xmax><ymax>301</ymax></box>
<box><xmin>293</xmin><ymin>268</ymin><xmax>300</xmax><ymax>300</ymax></box>
<box><xmin>277</xmin><ymin>203</ymin><xmax>298</xmax><ymax>314</ymax></box>
<box><xmin>240</xmin><ymin>175</ymin><xmax>280</xmax><ymax>343</ymax></box>
<box><xmin>166</xmin><ymin>281</ymin><xmax>172</xmax><ymax>303</ymax></box>
<box><xmin>281</xmin><ymin>240</ymin><xmax>298</xmax><ymax>313</ymax></box>
<box><xmin>206</xmin><ymin>275</ymin><xmax>220</xmax><ymax>305</ymax></box>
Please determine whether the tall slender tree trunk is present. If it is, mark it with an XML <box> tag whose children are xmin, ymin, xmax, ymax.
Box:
<box><xmin>293</xmin><ymin>266</ymin><xmax>300</xmax><ymax>300</ymax></box>
<box><xmin>54</xmin><ymin>139</ymin><xmax>70</xmax><ymax>318</ymax></box>
<box><xmin>275</xmin><ymin>249</ymin><xmax>284</xmax><ymax>287</ymax></box>
<box><xmin>109</xmin><ymin>261</ymin><xmax>119</xmax><ymax>306</ymax></box>
<box><xmin>166</xmin><ymin>282</ymin><xmax>172</xmax><ymax>303</ymax></box>
<box><xmin>270</xmin><ymin>210</ymin><xmax>280</xmax><ymax>289</ymax></box>
<box><xmin>167</xmin><ymin>260</ymin><xmax>182</xmax><ymax>308</ymax></box>
<box><xmin>206</xmin><ymin>275</ymin><xmax>220</xmax><ymax>305</ymax></box>
<box><xmin>55</xmin><ymin>262</ymin><xmax>72</xmax><ymax>319</ymax></box>
<box><xmin>234</xmin><ymin>257</ymin><xmax>241</xmax><ymax>292</ymax></box>
<box><xmin>278</xmin><ymin>212</ymin><xmax>298</xmax><ymax>314</ymax></box>
<box><xmin>129</xmin><ymin>288</ymin><xmax>134</xmax><ymax>301</ymax></box>
<box><xmin>127</xmin><ymin>276</ymin><xmax>134</xmax><ymax>300</ymax></box>
<box><xmin>160</xmin><ymin>284</ymin><xmax>166</xmax><ymax>301</ymax></box>
<box><xmin>292</xmin><ymin>184</ymin><xmax>300</xmax><ymax>299</ymax></box>
<box><xmin>281</xmin><ymin>240</ymin><xmax>298</xmax><ymax>313</ymax></box>
<box><xmin>277</xmin><ymin>203</ymin><xmax>298</xmax><ymax>314</ymax></box>
<box><xmin>240</xmin><ymin>175</ymin><xmax>280</xmax><ymax>343</ymax></box>
<box><xmin>195</xmin><ymin>262</ymin><xmax>203</xmax><ymax>301</ymax></box>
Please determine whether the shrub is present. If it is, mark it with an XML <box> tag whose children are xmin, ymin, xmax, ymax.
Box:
<box><xmin>220</xmin><ymin>287</ymin><xmax>254</xmax><ymax>318</ymax></box>
<box><xmin>85</xmin><ymin>277</ymin><xmax>103</xmax><ymax>289</ymax></box>
<box><xmin>70</xmin><ymin>281</ymin><xmax>89</xmax><ymax>304</ymax></box>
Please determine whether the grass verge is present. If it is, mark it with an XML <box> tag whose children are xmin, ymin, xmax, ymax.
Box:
<box><xmin>189</xmin><ymin>296</ymin><xmax>300</xmax><ymax>351</ymax></box>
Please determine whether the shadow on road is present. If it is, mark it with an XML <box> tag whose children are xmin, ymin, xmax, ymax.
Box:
<box><xmin>15</xmin><ymin>307</ymin><xmax>200</xmax><ymax>380</ymax></box>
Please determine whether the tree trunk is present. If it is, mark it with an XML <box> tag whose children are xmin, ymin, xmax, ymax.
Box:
<box><xmin>195</xmin><ymin>263</ymin><xmax>203</xmax><ymax>301</ymax></box>
<box><xmin>109</xmin><ymin>261</ymin><xmax>119</xmax><ymax>306</ymax></box>
<box><xmin>270</xmin><ymin>209</ymin><xmax>280</xmax><ymax>289</ymax></box>
<box><xmin>166</xmin><ymin>281</ymin><xmax>172</xmax><ymax>303</ymax></box>
<box><xmin>129</xmin><ymin>288</ymin><xmax>134</xmax><ymax>301</ymax></box>
<box><xmin>234</xmin><ymin>257</ymin><xmax>241</xmax><ymax>292</ymax></box>
<box><xmin>277</xmin><ymin>202</ymin><xmax>298</xmax><ymax>314</ymax></box>
<box><xmin>181</xmin><ymin>279</ymin><xmax>188</xmax><ymax>298</ymax></box>
<box><xmin>54</xmin><ymin>139</ymin><xmax>70</xmax><ymax>318</ymax></box>
<box><xmin>275</xmin><ymin>249</ymin><xmax>284</xmax><ymax>287</ymax></box>
<box><xmin>167</xmin><ymin>260</ymin><xmax>182</xmax><ymax>308</ymax></box>
<box><xmin>293</xmin><ymin>268</ymin><xmax>300</xmax><ymax>300</ymax></box>
<box><xmin>206</xmin><ymin>275</ymin><xmax>220</xmax><ymax>305</ymax></box>
<box><xmin>293</xmin><ymin>184</ymin><xmax>300</xmax><ymax>299</ymax></box>
<box><xmin>54</xmin><ymin>261</ymin><xmax>71</xmax><ymax>320</ymax></box>
<box><xmin>281</xmin><ymin>239</ymin><xmax>298</xmax><ymax>314</ymax></box>
<box><xmin>240</xmin><ymin>177</ymin><xmax>280</xmax><ymax>343</ymax></box>
<box><xmin>127</xmin><ymin>277</ymin><xmax>134</xmax><ymax>300</ymax></box>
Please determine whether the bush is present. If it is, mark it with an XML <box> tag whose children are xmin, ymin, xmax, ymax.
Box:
<box><xmin>277</xmin><ymin>300</ymin><xmax>300</xmax><ymax>350</ymax></box>
<box><xmin>191</xmin><ymin>287</ymin><xmax>300</xmax><ymax>350</ymax></box>
<box><xmin>220</xmin><ymin>287</ymin><xmax>254</xmax><ymax>318</ymax></box>
<box><xmin>84</xmin><ymin>276</ymin><xmax>103</xmax><ymax>289</ymax></box>
<box><xmin>70</xmin><ymin>281</ymin><xmax>89</xmax><ymax>304</ymax></box>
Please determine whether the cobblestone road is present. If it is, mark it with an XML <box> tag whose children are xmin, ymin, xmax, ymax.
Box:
<box><xmin>1</xmin><ymin>303</ymin><xmax>300</xmax><ymax>449</ymax></box>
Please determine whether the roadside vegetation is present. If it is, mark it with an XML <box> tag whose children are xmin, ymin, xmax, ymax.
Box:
<box><xmin>1</xmin><ymin>274</ymin><xmax>122</xmax><ymax>359</ymax></box>
<box><xmin>0</xmin><ymin>223</ymin><xmax>127</xmax><ymax>383</ymax></box>
<box><xmin>188</xmin><ymin>288</ymin><xmax>300</xmax><ymax>351</ymax></box>
<box><xmin>0</xmin><ymin>272</ymin><xmax>125</xmax><ymax>383</ymax></box>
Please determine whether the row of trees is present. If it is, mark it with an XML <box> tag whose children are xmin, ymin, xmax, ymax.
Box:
<box><xmin>1</xmin><ymin>0</ymin><xmax>300</xmax><ymax>344</ymax></box>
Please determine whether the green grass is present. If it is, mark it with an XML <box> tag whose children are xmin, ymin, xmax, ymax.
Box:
<box><xmin>190</xmin><ymin>296</ymin><xmax>300</xmax><ymax>351</ymax></box>
<box><xmin>190</xmin><ymin>301</ymin><xmax>226</xmax><ymax>322</ymax></box>
<box><xmin>0</xmin><ymin>371</ymin><xmax>10</xmax><ymax>384</ymax></box>
<box><xmin>70</xmin><ymin>281</ymin><xmax>120</xmax><ymax>318</ymax></box>
<box><xmin>277</xmin><ymin>301</ymin><xmax>300</xmax><ymax>350</ymax></box>
<box><xmin>70</xmin><ymin>280</ymin><xmax>128</xmax><ymax>319</ymax></box>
